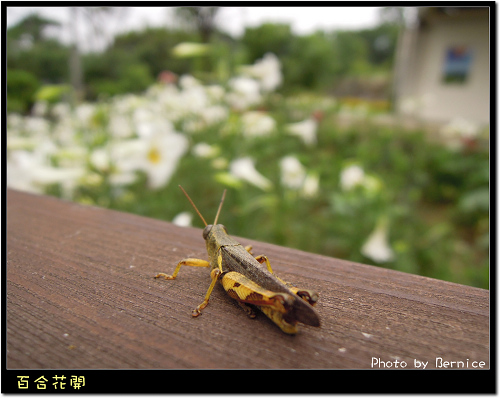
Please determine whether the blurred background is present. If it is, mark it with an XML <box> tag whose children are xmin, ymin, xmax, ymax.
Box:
<box><xmin>6</xmin><ymin>6</ymin><xmax>490</xmax><ymax>288</ymax></box>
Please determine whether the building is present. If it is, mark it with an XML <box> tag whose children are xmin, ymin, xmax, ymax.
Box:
<box><xmin>394</xmin><ymin>7</ymin><xmax>490</xmax><ymax>126</ymax></box>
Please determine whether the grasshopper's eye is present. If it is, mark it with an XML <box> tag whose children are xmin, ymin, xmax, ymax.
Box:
<box><xmin>219</xmin><ymin>224</ymin><xmax>228</xmax><ymax>234</ymax></box>
<box><xmin>203</xmin><ymin>225</ymin><xmax>213</xmax><ymax>240</ymax></box>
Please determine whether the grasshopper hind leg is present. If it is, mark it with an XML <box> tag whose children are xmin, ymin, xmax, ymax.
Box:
<box><xmin>237</xmin><ymin>302</ymin><xmax>257</xmax><ymax>318</ymax></box>
<box><xmin>258</xmin><ymin>306</ymin><xmax>298</xmax><ymax>334</ymax></box>
<box><xmin>221</xmin><ymin>271</ymin><xmax>299</xmax><ymax>333</ymax></box>
<box><xmin>254</xmin><ymin>255</ymin><xmax>319</xmax><ymax>307</ymax></box>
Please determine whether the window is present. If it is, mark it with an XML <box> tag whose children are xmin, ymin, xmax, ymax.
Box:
<box><xmin>442</xmin><ymin>46</ymin><xmax>473</xmax><ymax>84</ymax></box>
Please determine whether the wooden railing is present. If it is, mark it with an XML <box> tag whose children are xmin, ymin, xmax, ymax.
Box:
<box><xmin>6</xmin><ymin>189</ymin><xmax>491</xmax><ymax>390</ymax></box>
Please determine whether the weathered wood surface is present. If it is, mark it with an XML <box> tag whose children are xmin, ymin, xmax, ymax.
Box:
<box><xmin>7</xmin><ymin>188</ymin><xmax>489</xmax><ymax>370</ymax></box>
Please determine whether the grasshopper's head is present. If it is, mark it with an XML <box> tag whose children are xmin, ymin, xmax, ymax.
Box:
<box><xmin>202</xmin><ymin>224</ymin><xmax>228</xmax><ymax>240</ymax></box>
<box><xmin>179</xmin><ymin>186</ymin><xmax>227</xmax><ymax>242</ymax></box>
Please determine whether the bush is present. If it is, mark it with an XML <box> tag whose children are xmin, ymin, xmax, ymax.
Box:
<box><xmin>7</xmin><ymin>69</ymin><xmax>40</xmax><ymax>113</ymax></box>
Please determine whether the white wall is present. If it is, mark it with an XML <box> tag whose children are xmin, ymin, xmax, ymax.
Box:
<box><xmin>399</xmin><ymin>11</ymin><xmax>489</xmax><ymax>125</ymax></box>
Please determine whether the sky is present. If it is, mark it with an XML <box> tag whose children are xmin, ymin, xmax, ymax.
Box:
<box><xmin>6</xmin><ymin>6</ymin><xmax>383</xmax><ymax>51</ymax></box>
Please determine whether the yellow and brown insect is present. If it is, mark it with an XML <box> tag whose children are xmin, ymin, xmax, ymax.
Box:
<box><xmin>155</xmin><ymin>186</ymin><xmax>320</xmax><ymax>334</ymax></box>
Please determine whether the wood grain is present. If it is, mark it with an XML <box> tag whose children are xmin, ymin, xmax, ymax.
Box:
<box><xmin>7</xmin><ymin>188</ymin><xmax>489</xmax><ymax>370</ymax></box>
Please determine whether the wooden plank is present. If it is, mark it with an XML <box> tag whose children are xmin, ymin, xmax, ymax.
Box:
<box><xmin>7</xmin><ymin>188</ymin><xmax>489</xmax><ymax>370</ymax></box>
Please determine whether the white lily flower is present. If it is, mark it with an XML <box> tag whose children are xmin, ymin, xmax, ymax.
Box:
<box><xmin>90</xmin><ymin>147</ymin><xmax>111</xmax><ymax>172</ymax></box>
<box><xmin>52</xmin><ymin>115</ymin><xmax>78</xmax><ymax>146</ymax></box>
<box><xmin>192</xmin><ymin>142</ymin><xmax>220</xmax><ymax>158</ymax></box>
<box><xmin>240</xmin><ymin>53</ymin><xmax>282</xmax><ymax>92</ymax></box>
<box><xmin>440</xmin><ymin>118</ymin><xmax>481</xmax><ymax>150</ymax></box>
<box><xmin>108</xmin><ymin>171</ymin><xmax>138</xmax><ymax>186</ymax></box>
<box><xmin>110</xmin><ymin>130</ymin><xmax>189</xmax><ymax>189</ymax></box>
<box><xmin>179</xmin><ymin>74</ymin><xmax>202</xmax><ymax>89</ymax></box>
<box><xmin>200</xmin><ymin>105</ymin><xmax>229</xmax><ymax>126</ymax></box>
<box><xmin>140</xmin><ymin>132</ymin><xmax>189</xmax><ymax>189</ymax></box>
<box><xmin>340</xmin><ymin>165</ymin><xmax>365</xmax><ymax>191</ymax></box>
<box><xmin>285</xmin><ymin>118</ymin><xmax>318</xmax><ymax>146</ymax></box>
<box><xmin>54</xmin><ymin>145</ymin><xmax>87</xmax><ymax>168</ymax></box>
<box><xmin>172</xmin><ymin>43</ymin><xmax>210</xmax><ymax>58</ymax></box>
<box><xmin>361</xmin><ymin>219</ymin><xmax>395</xmax><ymax>263</ymax></box>
<box><xmin>205</xmin><ymin>84</ymin><xmax>226</xmax><ymax>102</ymax></box>
<box><xmin>211</xmin><ymin>157</ymin><xmax>229</xmax><ymax>170</ymax></box>
<box><xmin>108</xmin><ymin>113</ymin><xmax>134</xmax><ymax>138</ymax></box>
<box><xmin>8</xmin><ymin>148</ymin><xmax>85</xmax><ymax>198</ymax></box>
<box><xmin>133</xmin><ymin>108</ymin><xmax>176</xmax><ymax>138</ymax></box>
<box><xmin>172</xmin><ymin>212</ymin><xmax>193</xmax><ymax>227</ymax></box>
<box><xmin>302</xmin><ymin>173</ymin><xmax>319</xmax><ymax>198</ymax></box>
<box><xmin>230</xmin><ymin>157</ymin><xmax>272</xmax><ymax>191</ymax></box>
<box><xmin>280</xmin><ymin>156</ymin><xmax>306</xmax><ymax>190</ymax></box>
<box><xmin>24</xmin><ymin>116</ymin><xmax>51</xmax><ymax>137</ymax></box>
<box><xmin>226</xmin><ymin>77</ymin><xmax>262</xmax><ymax>110</ymax></box>
<box><xmin>51</xmin><ymin>102</ymin><xmax>71</xmax><ymax>120</ymax></box>
<box><xmin>339</xmin><ymin>164</ymin><xmax>382</xmax><ymax>194</ymax></box>
<box><xmin>75</xmin><ymin>103</ymin><xmax>96</xmax><ymax>127</ymax></box>
<box><xmin>7</xmin><ymin>113</ymin><xmax>23</xmax><ymax>131</ymax></box>
<box><xmin>32</xmin><ymin>101</ymin><xmax>48</xmax><ymax>117</ymax></box>
<box><xmin>184</xmin><ymin>105</ymin><xmax>229</xmax><ymax>134</ymax></box>
<box><xmin>241</xmin><ymin>111</ymin><xmax>276</xmax><ymax>137</ymax></box>
<box><xmin>7</xmin><ymin>150</ymin><xmax>45</xmax><ymax>194</ymax></box>
<box><xmin>31</xmin><ymin>166</ymin><xmax>85</xmax><ymax>186</ymax></box>
<box><xmin>180</xmin><ymin>86</ymin><xmax>208</xmax><ymax>115</ymax></box>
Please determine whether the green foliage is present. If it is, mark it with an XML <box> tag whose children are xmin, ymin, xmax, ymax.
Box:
<box><xmin>7</xmin><ymin>11</ymin><xmax>401</xmax><ymax>107</ymax></box>
<box><xmin>242</xmin><ymin>23</ymin><xmax>293</xmax><ymax>62</ymax></box>
<box><xmin>111</xmin><ymin>28</ymin><xmax>198</xmax><ymax>77</ymax></box>
<box><xmin>283</xmin><ymin>32</ymin><xmax>337</xmax><ymax>91</ymax></box>
<box><xmin>174</xmin><ymin>7</ymin><xmax>220</xmax><ymax>43</ymax></box>
<box><xmin>84</xmin><ymin>48</ymin><xmax>155</xmax><ymax>99</ymax></box>
<box><xmin>8</xmin><ymin>39</ymin><xmax>70</xmax><ymax>83</ymax></box>
<box><xmin>357</xmin><ymin>23</ymin><xmax>400</xmax><ymax>67</ymax></box>
<box><xmin>7</xmin><ymin>69</ymin><xmax>40</xmax><ymax>113</ymax></box>
<box><xmin>7</xmin><ymin>13</ymin><xmax>61</xmax><ymax>43</ymax></box>
<box><xmin>35</xmin><ymin>84</ymin><xmax>72</xmax><ymax>103</ymax></box>
<box><xmin>241</xmin><ymin>23</ymin><xmax>398</xmax><ymax>91</ymax></box>
<box><xmin>332</xmin><ymin>30</ymin><xmax>371</xmax><ymax>75</ymax></box>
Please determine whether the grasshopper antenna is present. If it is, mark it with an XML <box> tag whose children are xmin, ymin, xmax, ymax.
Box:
<box><xmin>213</xmin><ymin>189</ymin><xmax>227</xmax><ymax>226</ymax></box>
<box><xmin>179</xmin><ymin>185</ymin><xmax>208</xmax><ymax>227</ymax></box>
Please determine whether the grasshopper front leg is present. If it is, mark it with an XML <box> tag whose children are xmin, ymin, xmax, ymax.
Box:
<box><xmin>192</xmin><ymin>268</ymin><xmax>221</xmax><ymax>317</ymax></box>
<box><xmin>155</xmin><ymin>258</ymin><xmax>209</xmax><ymax>280</ymax></box>
<box><xmin>155</xmin><ymin>258</ymin><xmax>220</xmax><ymax>317</ymax></box>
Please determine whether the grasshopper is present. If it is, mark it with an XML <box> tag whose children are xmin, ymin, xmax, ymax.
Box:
<box><xmin>155</xmin><ymin>186</ymin><xmax>320</xmax><ymax>334</ymax></box>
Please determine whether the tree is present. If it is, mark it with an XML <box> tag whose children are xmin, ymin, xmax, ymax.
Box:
<box><xmin>109</xmin><ymin>28</ymin><xmax>197</xmax><ymax>76</ymax></box>
<box><xmin>7</xmin><ymin>69</ymin><xmax>40</xmax><ymax>113</ymax></box>
<box><xmin>67</xmin><ymin>7</ymin><xmax>125</xmax><ymax>103</ymax></box>
<box><xmin>283</xmin><ymin>32</ymin><xmax>337</xmax><ymax>91</ymax></box>
<box><xmin>331</xmin><ymin>30</ymin><xmax>370</xmax><ymax>76</ymax></box>
<box><xmin>358</xmin><ymin>24</ymin><xmax>400</xmax><ymax>68</ymax></box>
<box><xmin>7</xmin><ymin>14</ymin><xmax>68</xmax><ymax>112</ymax></box>
<box><xmin>7</xmin><ymin>13</ymin><xmax>61</xmax><ymax>45</ymax></box>
<box><xmin>242</xmin><ymin>23</ymin><xmax>293</xmax><ymax>63</ymax></box>
<box><xmin>379</xmin><ymin>7</ymin><xmax>406</xmax><ymax>26</ymax></box>
<box><xmin>174</xmin><ymin>7</ymin><xmax>220</xmax><ymax>43</ymax></box>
